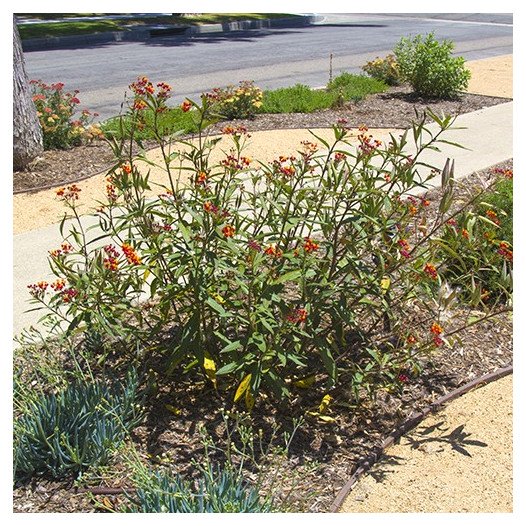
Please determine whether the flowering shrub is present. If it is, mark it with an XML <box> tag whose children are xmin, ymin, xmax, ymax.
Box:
<box><xmin>362</xmin><ymin>54</ymin><xmax>401</xmax><ymax>86</ymax></box>
<box><xmin>436</xmin><ymin>171</ymin><xmax>513</xmax><ymax>305</ymax></box>
<box><xmin>28</xmin><ymin>77</ymin><xmax>508</xmax><ymax>408</ymax></box>
<box><xmin>394</xmin><ymin>33</ymin><xmax>471</xmax><ymax>98</ymax></box>
<box><xmin>30</xmin><ymin>80</ymin><xmax>103</xmax><ymax>149</ymax></box>
<box><xmin>202</xmin><ymin>80</ymin><xmax>263</xmax><ymax>119</ymax></box>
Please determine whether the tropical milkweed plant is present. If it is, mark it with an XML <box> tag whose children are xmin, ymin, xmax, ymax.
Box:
<box><xmin>27</xmin><ymin>77</ymin><xmax>512</xmax><ymax>409</ymax></box>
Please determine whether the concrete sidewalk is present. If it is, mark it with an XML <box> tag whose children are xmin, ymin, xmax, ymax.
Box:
<box><xmin>12</xmin><ymin>101</ymin><xmax>513</xmax><ymax>339</ymax></box>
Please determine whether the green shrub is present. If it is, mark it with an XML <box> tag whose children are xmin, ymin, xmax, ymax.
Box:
<box><xmin>261</xmin><ymin>84</ymin><xmax>335</xmax><ymax>113</ymax></box>
<box><xmin>394</xmin><ymin>33</ymin><xmax>471</xmax><ymax>98</ymax></box>
<box><xmin>362</xmin><ymin>54</ymin><xmax>401</xmax><ymax>85</ymax></box>
<box><xmin>436</xmin><ymin>171</ymin><xmax>513</xmax><ymax>305</ymax></box>
<box><xmin>260</xmin><ymin>75</ymin><xmax>386</xmax><ymax>114</ymax></box>
<box><xmin>124</xmin><ymin>465</ymin><xmax>273</xmax><ymax>513</ymax></box>
<box><xmin>28</xmin><ymin>78</ymin><xmax>497</xmax><ymax>408</ymax></box>
<box><xmin>327</xmin><ymin>72</ymin><xmax>387</xmax><ymax>98</ymax></box>
<box><xmin>14</xmin><ymin>370</ymin><xmax>143</xmax><ymax>480</ymax></box>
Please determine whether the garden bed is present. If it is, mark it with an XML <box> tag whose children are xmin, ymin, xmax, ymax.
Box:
<box><xmin>13</xmin><ymin>86</ymin><xmax>509</xmax><ymax>193</ymax></box>
<box><xmin>13</xmin><ymin>159</ymin><xmax>513</xmax><ymax>513</ymax></box>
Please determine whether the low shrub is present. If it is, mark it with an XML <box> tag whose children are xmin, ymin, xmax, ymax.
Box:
<box><xmin>28</xmin><ymin>78</ymin><xmax>510</xmax><ymax>409</ymax></box>
<box><xmin>14</xmin><ymin>370</ymin><xmax>143</xmax><ymax>480</ymax></box>
<box><xmin>204</xmin><ymin>80</ymin><xmax>263</xmax><ymax>120</ymax></box>
<box><xmin>30</xmin><ymin>79</ymin><xmax>103</xmax><ymax>149</ymax></box>
<box><xmin>260</xmin><ymin>83</ymin><xmax>335</xmax><ymax>113</ymax></box>
<box><xmin>362</xmin><ymin>54</ymin><xmax>401</xmax><ymax>85</ymax></box>
<box><xmin>124</xmin><ymin>465</ymin><xmax>273</xmax><ymax>513</ymax></box>
<box><xmin>394</xmin><ymin>32</ymin><xmax>471</xmax><ymax>98</ymax></box>
<box><xmin>436</xmin><ymin>170</ymin><xmax>513</xmax><ymax>305</ymax></box>
<box><xmin>261</xmin><ymin>74</ymin><xmax>386</xmax><ymax>113</ymax></box>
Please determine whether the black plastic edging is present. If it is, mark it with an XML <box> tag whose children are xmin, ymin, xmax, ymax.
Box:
<box><xmin>328</xmin><ymin>364</ymin><xmax>513</xmax><ymax>513</ymax></box>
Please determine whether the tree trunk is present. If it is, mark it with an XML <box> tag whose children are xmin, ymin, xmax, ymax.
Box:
<box><xmin>13</xmin><ymin>15</ymin><xmax>43</xmax><ymax>171</ymax></box>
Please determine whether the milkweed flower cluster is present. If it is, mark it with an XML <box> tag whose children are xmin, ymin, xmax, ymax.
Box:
<box><xmin>49</xmin><ymin>243</ymin><xmax>73</xmax><ymax>259</ymax></box>
<box><xmin>357</xmin><ymin>125</ymin><xmax>382</xmax><ymax>157</ymax></box>
<box><xmin>423</xmin><ymin>263</ymin><xmax>438</xmax><ymax>280</ymax></box>
<box><xmin>121</xmin><ymin>243</ymin><xmax>141</xmax><ymax>265</ymax></box>
<box><xmin>56</xmin><ymin>184</ymin><xmax>81</xmax><ymax>201</ymax></box>
<box><xmin>264</xmin><ymin>244</ymin><xmax>283</xmax><ymax>258</ymax></box>
<box><xmin>286</xmin><ymin>308</ymin><xmax>308</xmax><ymax>324</ymax></box>
<box><xmin>497</xmin><ymin>241</ymin><xmax>513</xmax><ymax>262</ymax></box>
<box><xmin>129</xmin><ymin>76</ymin><xmax>172</xmax><ymax>113</ymax></box>
<box><xmin>221</xmin><ymin>225</ymin><xmax>236</xmax><ymax>238</ymax></box>
<box><xmin>303</xmin><ymin>238</ymin><xmax>320</xmax><ymax>254</ymax></box>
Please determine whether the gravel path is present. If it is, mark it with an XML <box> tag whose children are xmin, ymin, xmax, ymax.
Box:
<box><xmin>340</xmin><ymin>375</ymin><xmax>513</xmax><ymax>512</ymax></box>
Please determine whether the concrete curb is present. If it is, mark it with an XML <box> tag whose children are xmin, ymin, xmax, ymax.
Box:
<box><xmin>21</xmin><ymin>15</ymin><xmax>322</xmax><ymax>52</ymax></box>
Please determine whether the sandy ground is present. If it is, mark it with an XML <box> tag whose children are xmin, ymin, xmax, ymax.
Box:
<box><xmin>465</xmin><ymin>55</ymin><xmax>513</xmax><ymax>98</ymax></box>
<box><xmin>13</xmin><ymin>128</ymin><xmax>396</xmax><ymax>234</ymax></box>
<box><xmin>340</xmin><ymin>375</ymin><xmax>513</xmax><ymax>513</ymax></box>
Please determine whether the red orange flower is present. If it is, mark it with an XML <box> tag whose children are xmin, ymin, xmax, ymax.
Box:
<box><xmin>50</xmin><ymin>279</ymin><xmax>66</xmax><ymax>291</ymax></box>
<box><xmin>485</xmin><ymin>209</ymin><xmax>500</xmax><ymax>225</ymax></box>
<box><xmin>196</xmin><ymin>171</ymin><xmax>207</xmax><ymax>186</ymax></box>
<box><xmin>181</xmin><ymin>100</ymin><xmax>192</xmax><ymax>112</ymax></box>
<box><xmin>398</xmin><ymin>239</ymin><xmax>411</xmax><ymax>259</ymax></box>
<box><xmin>497</xmin><ymin>241</ymin><xmax>513</xmax><ymax>262</ymax></box>
<box><xmin>56</xmin><ymin>185</ymin><xmax>81</xmax><ymax>200</ymax></box>
<box><xmin>423</xmin><ymin>263</ymin><xmax>438</xmax><ymax>280</ymax></box>
<box><xmin>430</xmin><ymin>322</ymin><xmax>443</xmax><ymax>335</ymax></box>
<box><xmin>222</xmin><ymin>225</ymin><xmax>236</xmax><ymax>238</ymax></box>
<box><xmin>27</xmin><ymin>281</ymin><xmax>49</xmax><ymax>297</ymax></box>
<box><xmin>264</xmin><ymin>244</ymin><xmax>283</xmax><ymax>258</ymax></box>
<box><xmin>121</xmin><ymin>243</ymin><xmax>141</xmax><ymax>265</ymax></box>
<box><xmin>303</xmin><ymin>237</ymin><xmax>319</xmax><ymax>253</ymax></box>
<box><xmin>287</xmin><ymin>308</ymin><xmax>308</xmax><ymax>324</ymax></box>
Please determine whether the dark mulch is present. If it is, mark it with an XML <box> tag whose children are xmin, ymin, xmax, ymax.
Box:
<box><xmin>13</xmin><ymin>160</ymin><xmax>513</xmax><ymax>513</ymax></box>
<box><xmin>13</xmin><ymin>86</ymin><xmax>510</xmax><ymax>194</ymax></box>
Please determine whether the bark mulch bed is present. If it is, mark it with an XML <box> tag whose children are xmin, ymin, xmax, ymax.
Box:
<box><xmin>13</xmin><ymin>160</ymin><xmax>513</xmax><ymax>513</ymax></box>
<box><xmin>13</xmin><ymin>86</ymin><xmax>510</xmax><ymax>193</ymax></box>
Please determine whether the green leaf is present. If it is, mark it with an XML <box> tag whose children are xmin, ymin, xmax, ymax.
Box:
<box><xmin>221</xmin><ymin>340</ymin><xmax>242</xmax><ymax>354</ymax></box>
<box><xmin>273</xmin><ymin>269</ymin><xmax>302</xmax><ymax>285</ymax></box>
<box><xmin>216</xmin><ymin>361</ymin><xmax>239</xmax><ymax>375</ymax></box>
<box><xmin>206</xmin><ymin>297</ymin><xmax>227</xmax><ymax>317</ymax></box>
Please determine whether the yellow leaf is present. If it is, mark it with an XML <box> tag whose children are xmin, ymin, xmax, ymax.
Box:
<box><xmin>293</xmin><ymin>374</ymin><xmax>316</xmax><ymax>389</ymax></box>
<box><xmin>165</xmin><ymin>404</ymin><xmax>182</xmax><ymax>415</ymax></box>
<box><xmin>234</xmin><ymin>374</ymin><xmax>252</xmax><ymax>403</ymax></box>
<box><xmin>317</xmin><ymin>415</ymin><xmax>336</xmax><ymax>423</ymax></box>
<box><xmin>203</xmin><ymin>354</ymin><xmax>217</xmax><ymax>388</ymax></box>
<box><xmin>102</xmin><ymin>497</ymin><xmax>113</xmax><ymax>510</ymax></box>
<box><xmin>319</xmin><ymin>394</ymin><xmax>332</xmax><ymax>414</ymax></box>
<box><xmin>380</xmin><ymin>277</ymin><xmax>391</xmax><ymax>293</ymax></box>
<box><xmin>245</xmin><ymin>389</ymin><xmax>255</xmax><ymax>411</ymax></box>
<box><xmin>143</xmin><ymin>269</ymin><xmax>150</xmax><ymax>282</ymax></box>
<box><xmin>213</xmin><ymin>293</ymin><xmax>225</xmax><ymax>304</ymax></box>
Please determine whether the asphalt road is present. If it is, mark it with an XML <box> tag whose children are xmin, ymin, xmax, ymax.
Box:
<box><xmin>23</xmin><ymin>13</ymin><xmax>513</xmax><ymax>120</ymax></box>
